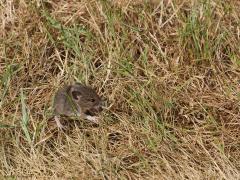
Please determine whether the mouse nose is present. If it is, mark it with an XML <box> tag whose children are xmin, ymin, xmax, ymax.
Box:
<box><xmin>99</xmin><ymin>106</ymin><xmax>103</xmax><ymax>111</ymax></box>
<box><xmin>94</xmin><ymin>105</ymin><xmax>103</xmax><ymax>112</ymax></box>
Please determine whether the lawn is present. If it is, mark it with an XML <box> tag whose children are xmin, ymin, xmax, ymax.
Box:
<box><xmin>0</xmin><ymin>0</ymin><xmax>240</xmax><ymax>179</ymax></box>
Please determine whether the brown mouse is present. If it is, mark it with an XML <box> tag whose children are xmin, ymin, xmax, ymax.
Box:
<box><xmin>53</xmin><ymin>82</ymin><xmax>103</xmax><ymax>129</ymax></box>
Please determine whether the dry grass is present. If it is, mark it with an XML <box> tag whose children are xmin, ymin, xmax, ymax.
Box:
<box><xmin>0</xmin><ymin>0</ymin><xmax>240</xmax><ymax>179</ymax></box>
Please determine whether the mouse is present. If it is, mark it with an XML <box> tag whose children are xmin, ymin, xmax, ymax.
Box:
<box><xmin>53</xmin><ymin>82</ymin><xmax>103</xmax><ymax>129</ymax></box>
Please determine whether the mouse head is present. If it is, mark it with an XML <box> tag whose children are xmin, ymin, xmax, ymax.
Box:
<box><xmin>69</xmin><ymin>83</ymin><xmax>103</xmax><ymax>113</ymax></box>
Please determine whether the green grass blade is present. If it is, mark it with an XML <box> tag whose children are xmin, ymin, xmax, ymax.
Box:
<box><xmin>20</xmin><ymin>88</ymin><xmax>32</xmax><ymax>145</ymax></box>
<box><xmin>0</xmin><ymin>124</ymin><xmax>16</xmax><ymax>128</ymax></box>
<box><xmin>0</xmin><ymin>64</ymin><xmax>21</xmax><ymax>107</ymax></box>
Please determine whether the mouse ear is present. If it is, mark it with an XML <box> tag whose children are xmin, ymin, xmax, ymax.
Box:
<box><xmin>72</xmin><ymin>91</ymin><xmax>82</xmax><ymax>100</ymax></box>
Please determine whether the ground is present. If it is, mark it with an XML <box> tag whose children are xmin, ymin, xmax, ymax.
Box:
<box><xmin>0</xmin><ymin>0</ymin><xmax>240</xmax><ymax>179</ymax></box>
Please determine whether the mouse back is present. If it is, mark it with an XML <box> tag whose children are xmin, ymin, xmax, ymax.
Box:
<box><xmin>53</xmin><ymin>85</ymin><xmax>76</xmax><ymax>116</ymax></box>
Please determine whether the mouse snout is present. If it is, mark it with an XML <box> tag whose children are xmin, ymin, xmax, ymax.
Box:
<box><xmin>98</xmin><ymin>106</ymin><xmax>103</xmax><ymax>112</ymax></box>
<box><xmin>94</xmin><ymin>105</ymin><xmax>103</xmax><ymax>112</ymax></box>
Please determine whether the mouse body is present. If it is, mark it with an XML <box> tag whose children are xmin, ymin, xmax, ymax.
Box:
<box><xmin>53</xmin><ymin>83</ymin><xmax>103</xmax><ymax>128</ymax></box>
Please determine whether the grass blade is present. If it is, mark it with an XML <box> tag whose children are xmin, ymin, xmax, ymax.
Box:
<box><xmin>0</xmin><ymin>124</ymin><xmax>16</xmax><ymax>128</ymax></box>
<box><xmin>20</xmin><ymin>88</ymin><xmax>32</xmax><ymax>145</ymax></box>
<box><xmin>0</xmin><ymin>64</ymin><xmax>21</xmax><ymax>107</ymax></box>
